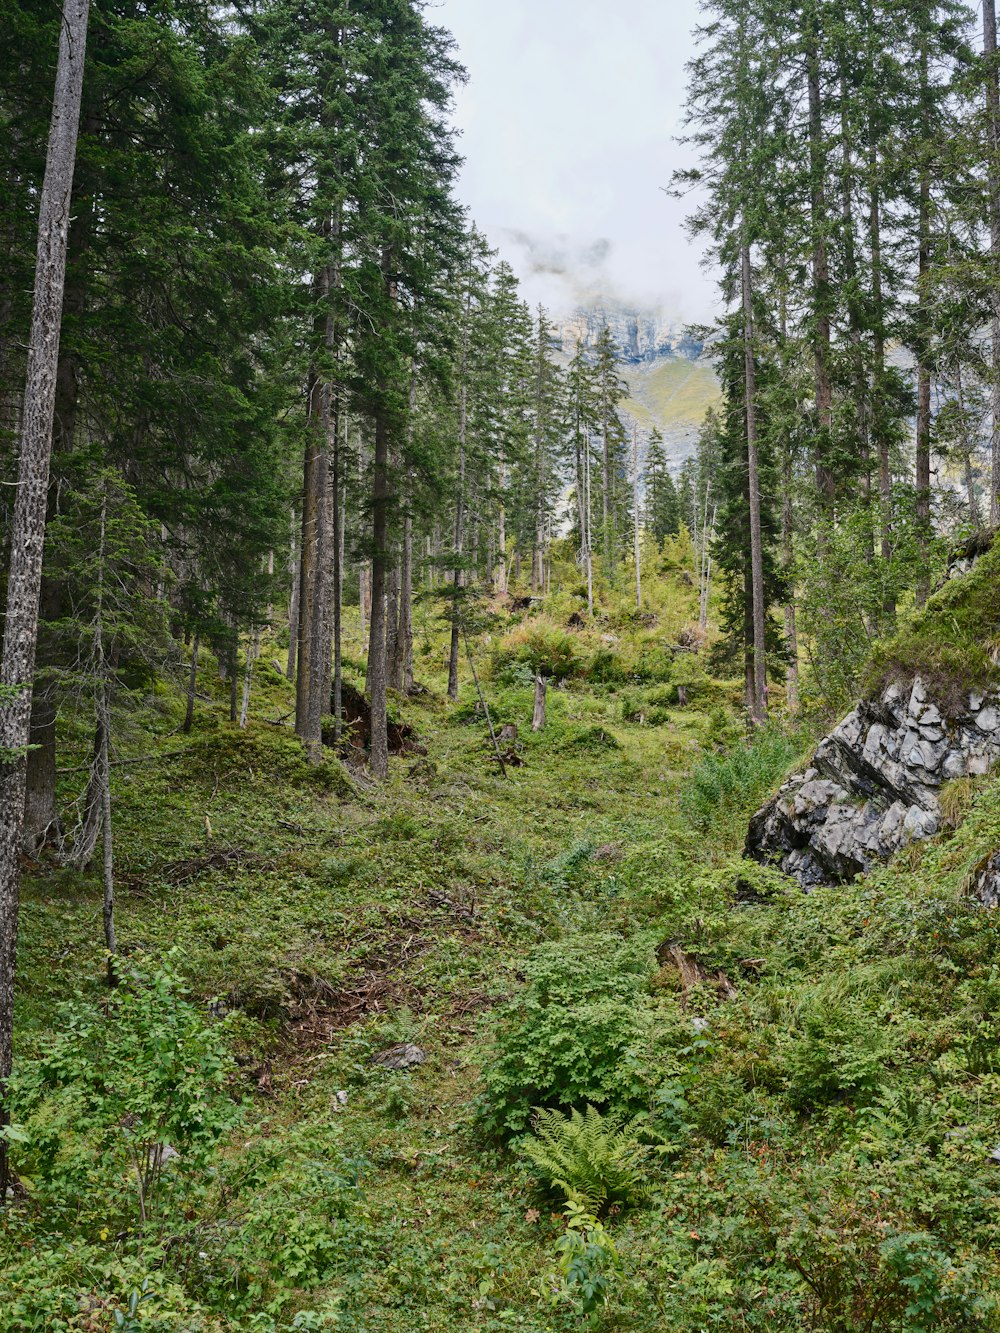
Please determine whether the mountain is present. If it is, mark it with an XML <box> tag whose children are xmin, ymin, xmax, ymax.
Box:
<box><xmin>556</xmin><ymin>299</ymin><xmax>720</xmax><ymax>470</ymax></box>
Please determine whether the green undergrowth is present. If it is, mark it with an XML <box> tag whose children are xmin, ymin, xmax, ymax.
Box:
<box><xmin>5</xmin><ymin>583</ymin><xmax>1000</xmax><ymax>1329</ymax></box>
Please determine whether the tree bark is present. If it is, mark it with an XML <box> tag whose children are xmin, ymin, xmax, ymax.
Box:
<box><xmin>0</xmin><ymin>0</ymin><xmax>91</xmax><ymax>1201</ymax></box>
<box><xmin>915</xmin><ymin>44</ymin><xmax>933</xmax><ymax>608</ymax></box>
<box><xmin>807</xmin><ymin>27</ymin><xmax>835</xmax><ymax>514</ymax></box>
<box><xmin>286</xmin><ymin>509</ymin><xmax>299</xmax><ymax>682</ymax></box>
<box><xmin>532</xmin><ymin>675</ymin><xmax>547</xmax><ymax>732</ymax></box>
<box><xmin>742</xmin><ymin>240</ymin><xmax>767</xmax><ymax>725</ymax></box>
<box><xmin>183</xmin><ymin>632</ymin><xmax>199</xmax><ymax>734</ymax></box>
<box><xmin>985</xmin><ymin>0</ymin><xmax>1000</xmax><ymax>524</ymax></box>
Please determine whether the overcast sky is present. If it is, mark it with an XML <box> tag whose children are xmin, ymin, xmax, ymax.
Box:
<box><xmin>430</xmin><ymin>0</ymin><xmax>718</xmax><ymax>322</ymax></box>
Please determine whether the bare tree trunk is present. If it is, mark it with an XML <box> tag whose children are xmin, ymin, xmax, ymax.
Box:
<box><xmin>183</xmin><ymin>632</ymin><xmax>199</xmax><ymax>734</ymax></box>
<box><xmin>332</xmin><ymin>407</ymin><xmax>343</xmax><ymax>740</ymax></box>
<box><xmin>985</xmin><ymin>0</ymin><xmax>1000</xmax><ymax>524</ymax></box>
<box><xmin>532</xmin><ymin>675</ymin><xmax>547</xmax><ymax>732</ymax></box>
<box><xmin>400</xmin><ymin>507</ymin><xmax>414</xmax><ymax>693</ymax></box>
<box><xmin>955</xmin><ymin>366</ymin><xmax>982</xmax><ymax>525</ymax></box>
<box><xmin>286</xmin><ymin>509</ymin><xmax>299</xmax><ymax>682</ymax></box>
<box><xmin>781</xmin><ymin>451</ymin><xmax>799</xmax><ymax>712</ymax></box>
<box><xmin>496</xmin><ymin>449</ymin><xmax>508</xmax><ymax>594</ymax></box>
<box><xmin>0</xmin><ymin>0</ymin><xmax>91</xmax><ymax>1200</ymax></box>
<box><xmin>368</xmin><ymin>412</ymin><xmax>390</xmax><ymax>777</ymax></box>
<box><xmin>385</xmin><ymin>564</ymin><xmax>401</xmax><ymax>690</ymax></box>
<box><xmin>228</xmin><ymin>640</ymin><xmax>238</xmax><ymax>724</ymax></box>
<box><xmin>632</xmin><ymin>423</ymin><xmax>641</xmax><ymax>609</ymax></box>
<box><xmin>742</xmin><ymin>240</ymin><xmax>767</xmax><ymax>725</ymax></box>
<box><xmin>448</xmin><ymin>343</ymin><xmax>468</xmax><ymax>701</ymax></box>
<box><xmin>807</xmin><ymin>31</ymin><xmax>835</xmax><ymax>516</ymax></box>
<box><xmin>915</xmin><ymin>45</ymin><xmax>933</xmax><ymax>609</ymax></box>
<box><xmin>239</xmin><ymin>627</ymin><xmax>259</xmax><ymax>729</ymax></box>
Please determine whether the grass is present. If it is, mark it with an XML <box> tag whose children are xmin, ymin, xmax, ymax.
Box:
<box><xmin>865</xmin><ymin>538</ymin><xmax>1000</xmax><ymax>712</ymax></box>
<box><xmin>5</xmin><ymin>555</ymin><xmax>1000</xmax><ymax>1330</ymax></box>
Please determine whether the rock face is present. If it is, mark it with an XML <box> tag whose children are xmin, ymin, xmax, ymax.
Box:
<box><xmin>557</xmin><ymin>302</ymin><xmax>704</xmax><ymax>365</ymax></box>
<box><xmin>746</xmin><ymin>679</ymin><xmax>1000</xmax><ymax>886</ymax></box>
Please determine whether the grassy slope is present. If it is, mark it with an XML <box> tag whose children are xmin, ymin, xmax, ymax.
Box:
<box><xmin>622</xmin><ymin>357</ymin><xmax>720</xmax><ymax>447</ymax></box>
<box><xmin>5</xmin><ymin>558</ymin><xmax>1000</xmax><ymax>1330</ymax></box>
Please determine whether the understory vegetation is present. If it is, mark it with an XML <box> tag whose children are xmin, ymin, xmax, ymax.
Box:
<box><xmin>4</xmin><ymin>553</ymin><xmax>1000</xmax><ymax>1332</ymax></box>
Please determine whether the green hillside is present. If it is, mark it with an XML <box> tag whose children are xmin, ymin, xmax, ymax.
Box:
<box><xmin>623</xmin><ymin>356</ymin><xmax>721</xmax><ymax>449</ymax></box>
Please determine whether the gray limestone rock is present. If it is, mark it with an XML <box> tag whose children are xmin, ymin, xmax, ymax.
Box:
<box><xmin>746</xmin><ymin>677</ymin><xmax>1000</xmax><ymax>887</ymax></box>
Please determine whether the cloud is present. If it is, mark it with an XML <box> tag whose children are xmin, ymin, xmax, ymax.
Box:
<box><xmin>435</xmin><ymin>0</ymin><xmax>720</xmax><ymax>323</ymax></box>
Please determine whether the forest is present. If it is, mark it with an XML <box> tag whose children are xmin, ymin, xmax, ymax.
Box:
<box><xmin>2</xmin><ymin>0</ymin><xmax>1000</xmax><ymax>1327</ymax></box>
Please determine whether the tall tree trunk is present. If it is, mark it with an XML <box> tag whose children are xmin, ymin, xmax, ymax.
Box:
<box><xmin>0</xmin><ymin>0</ymin><xmax>91</xmax><ymax>1201</ymax></box>
<box><xmin>807</xmin><ymin>28</ymin><xmax>835</xmax><ymax>515</ymax></box>
<box><xmin>632</xmin><ymin>423</ymin><xmax>641</xmax><ymax>609</ymax></box>
<box><xmin>286</xmin><ymin>509</ymin><xmax>299</xmax><ymax>682</ymax></box>
<box><xmin>239</xmin><ymin>627</ymin><xmax>259</xmax><ymax>729</ymax></box>
<box><xmin>332</xmin><ymin>406</ymin><xmax>343</xmax><ymax>739</ymax></box>
<box><xmin>183</xmin><ymin>632</ymin><xmax>199</xmax><ymax>734</ymax></box>
<box><xmin>985</xmin><ymin>0</ymin><xmax>1000</xmax><ymax>524</ymax></box>
<box><xmin>496</xmin><ymin>449</ymin><xmax>508</xmax><ymax>595</ymax></box>
<box><xmin>448</xmin><ymin>315</ymin><xmax>469</xmax><ymax>701</ymax></box>
<box><xmin>915</xmin><ymin>45</ymin><xmax>933</xmax><ymax>608</ymax></box>
<box><xmin>781</xmin><ymin>450</ymin><xmax>799</xmax><ymax>712</ymax></box>
<box><xmin>385</xmin><ymin>563</ymin><xmax>401</xmax><ymax>691</ymax></box>
<box><xmin>742</xmin><ymin>241</ymin><xmax>767</xmax><ymax>725</ymax></box>
<box><xmin>400</xmin><ymin>507</ymin><xmax>414</xmax><ymax>693</ymax></box>
<box><xmin>368</xmin><ymin>406</ymin><xmax>390</xmax><ymax>777</ymax></box>
<box><xmin>868</xmin><ymin>132</ymin><xmax>894</xmax><ymax>620</ymax></box>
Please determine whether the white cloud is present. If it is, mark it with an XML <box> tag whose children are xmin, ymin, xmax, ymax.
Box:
<box><xmin>431</xmin><ymin>0</ymin><xmax>721</xmax><ymax>320</ymax></box>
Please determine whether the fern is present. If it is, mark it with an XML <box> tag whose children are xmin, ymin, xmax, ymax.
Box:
<box><xmin>522</xmin><ymin>1104</ymin><xmax>649</xmax><ymax>1214</ymax></box>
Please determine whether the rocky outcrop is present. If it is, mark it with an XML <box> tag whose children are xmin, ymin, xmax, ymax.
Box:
<box><xmin>746</xmin><ymin>679</ymin><xmax>1000</xmax><ymax>886</ymax></box>
<box><xmin>557</xmin><ymin>302</ymin><xmax>705</xmax><ymax>365</ymax></box>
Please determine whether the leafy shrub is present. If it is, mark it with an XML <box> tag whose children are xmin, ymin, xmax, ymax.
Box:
<box><xmin>523</xmin><ymin>1104</ymin><xmax>649</xmax><ymax>1212</ymax></box>
<box><xmin>477</xmin><ymin>935</ymin><xmax>655</xmax><ymax>1136</ymax></box>
<box><xmin>9</xmin><ymin>961</ymin><xmax>240</xmax><ymax>1229</ymax></box>
<box><xmin>776</xmin><ymin>977</ymin><xmax>902</xmax><ymax>1108</ymax></box>
<box><xmin>541</xmin><ymin>1200</ymin><xmax>622</xmax><ymax>1322</ymax></box>
<box><xmin>492</xmin><ymin>623</ymin><xmax>580</xmax><ymax>682</ymax></box>
<box><xmin>587</xmin><ymin>649</ymin><xmax>626</xmax><ymax>685</ymax></box>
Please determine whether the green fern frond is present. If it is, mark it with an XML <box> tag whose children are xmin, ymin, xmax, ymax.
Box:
<box><xmin>522</xmin><ymin>1104</ymin><xmax>649</xmax><ymax>1213</ymax></box>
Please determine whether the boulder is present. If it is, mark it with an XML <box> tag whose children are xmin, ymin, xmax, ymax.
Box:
<box><xmin>747</xmin><ymin>679</ymin><xmax>1000</xmax><ymax>886</ymax></box>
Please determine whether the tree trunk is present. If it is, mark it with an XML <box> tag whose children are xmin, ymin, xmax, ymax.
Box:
<box><xmin>98</xmin><ymin>682</ymin><xmax>115</xmax><ymax>988</ymax></box>
<box><xmin>632</xmin><ymin>424</ymin><xmax>641</xmax><ymax>609</ymax></box>
<box><xmin>868</xmin><ymin>132</ymin><xmax>894</xmax><ymax>621</ymax></box>
<box><xmin>742</xmin><ymin>240</ymin><xmax>767</xmax><ymax>725</ymax></box>
<box><xmin>385</xmin><ymin>563</ymin><xmax>401</xmax><ymax>691</ymax></box>
<box><xmin>915</xmin><ymin>45</ymin><xmax>932</xmax><ymax>608</ymax></box>
<box><xmin>332</xmin><ymin>407</ymin><xmax>343</xmax><ymax>739</ymax></box>
<box><xmin>985</xmin><ymin>0</ymin><xmax>1000</xmax><ymax>524</ymax></box>
<box><xmin>368</xmin><ymin>410</ymin><xmax>390</xmax><ymax>777</ymax></box>
<box><xmin>0</xmin><ymin>0</ymin><xmax>91</xmax><ymax>1200</ymax></box>
<box><xmin>532</xmin><ymin>675</ymin><xmax>547</xmax><ymax>732</ymax></box>
<box><xmin>183</xmin><ymin>632</ymin><xmax>199</xmax><ymax>734</ymax></box>
<box><xmin>448</xmin><ymin>342</ymin><xmax>468</xmax><ymax>701</ymax></box>
<box><xmin>782</xmin><ymin>449</ymin><xmax>799</xmax><ymax>712</ymax></box>
<box><xmin>807</xmin><ymin>30</ymin><xmax>835</xmax><ymax>514</ymax></box>
<box><xmin>239</xmin><ymin>627</ymin><xmax>259</xmax><ymax>729</ymax></box>
<box><xmin>286</xmin><ymin>509</ymin><xmax>299</xmax><ymax>682</ymax></box>
<box><xmin>400</xmin><ymin>507</ymin><xmax>414</xmax><ymax>693</ymax></box>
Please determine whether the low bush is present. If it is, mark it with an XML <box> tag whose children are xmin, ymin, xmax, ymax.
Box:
<box><xmin>477</xmin><ymin>935</ymin><xmax>656</xmax><ymax>1136</ymax></box>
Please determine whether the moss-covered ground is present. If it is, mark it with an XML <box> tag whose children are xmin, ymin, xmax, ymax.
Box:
<box><xmin>5</xmin><ymin>560</ymin><xmax>1000</xmax><ymax>1330</ymax></box>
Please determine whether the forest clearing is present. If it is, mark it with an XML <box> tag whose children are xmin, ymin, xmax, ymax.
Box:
<box><xmin>4</xmin><ymin>0</ymin><xmax>1000</xmax><ymax>1328</ymax></box>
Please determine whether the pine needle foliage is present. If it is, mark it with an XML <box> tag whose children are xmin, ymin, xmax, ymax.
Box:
<box><xmin>522</xmin><ymin>1104</ymin><xmax>649</xmax><ymax>1214</ymax></box>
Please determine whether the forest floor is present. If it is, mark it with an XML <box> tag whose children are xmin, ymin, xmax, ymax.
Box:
<box><xmin>6</xmin><ymin>588</ymin><xmax>1000</xmax><ymax>1330</ymax></box>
